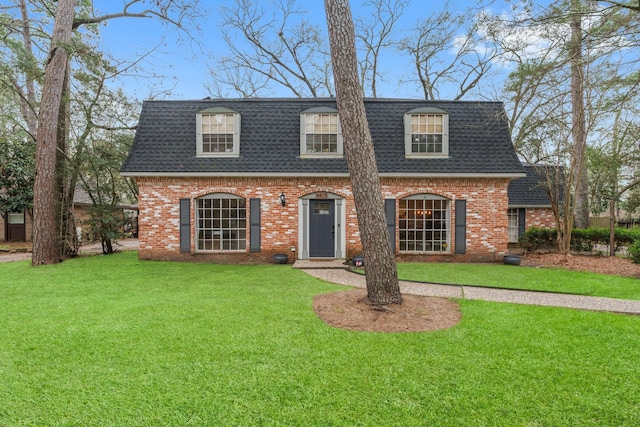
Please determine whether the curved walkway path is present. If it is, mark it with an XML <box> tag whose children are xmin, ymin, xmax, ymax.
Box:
<box><xmin>295</xmin><ymin>260</ymin><xmax>640</xmax><ymax>315</ymax></box>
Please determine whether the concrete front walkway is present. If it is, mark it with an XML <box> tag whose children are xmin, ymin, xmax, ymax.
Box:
<box><xmin>294</xmin><ymin>260</ymin><xmax>640</xmax><ymax>315</ymax></box>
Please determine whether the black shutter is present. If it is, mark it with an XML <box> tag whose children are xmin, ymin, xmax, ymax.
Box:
<box><xmin>250</xmin><ymin>198</ymin><xmax>261</xmax><ymax>252</ymax></box>
<box><xmin>455</xmin><ymin>200</ymin><xmax>466</xmax><ymax>254</ymax></box>
<box><xmin>518</xmin><ymin>208</ymin><xmax>526</xmax><ymax>239</ymax></box>
<box><xmin>179</xmin><ymin>198</ymin><xmax>190</xmax><ymax>253</ymax></box>
<box><xmin>385</xmin><ymin>199</ymin><xmax>396</xmax><ymax>254</ymax></box>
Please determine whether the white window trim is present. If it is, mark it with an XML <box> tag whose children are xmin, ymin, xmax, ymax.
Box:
<box><xmin>300</xmin><ymin>107</ymin><xmax>344</xmax><ymax>158</ymax></box>
<box><xmin>196</xmin><ymin>107</ymin><xmax>241</xmax><ymax>158</ymax></box>
<box><xmin>195</xmin><ymin>193</ymin><xmax>247</xmax><ymax>252</ymax></box>
<box><xmin>404</xmin><ymin>107</ymin><xmax>449</xmax><ymax>159</ymax></box>
<box><xmin>398</xmin><ymin>194</ymin><xmax>451</xmax><ymax>253</ymax></box>
<box><xmin>507</xmin><ymin>208</ymin><xmax>519</xmax><ymax>243</ymax></box>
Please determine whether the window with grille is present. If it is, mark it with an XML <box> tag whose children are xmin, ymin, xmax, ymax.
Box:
<box><xmin>399</xmin><ymin>196</ymin><xmax>450</xmax><ymax>252</ymax></box>
<box><xmin>196</xmin><ymin>108</ymin><xmax>240</xmax><ymax>157</ymax></box>
<box><xmin>404</xmin><ymin>108</ymin><xmax>449</xmax><ymax>158</ymax></box>
<box><xmin>196</xmin><ymin>194</ymin><xmax>246</xmax><ymax>251</ymax></box>
<box><xmin>507</xmin><ymin>208</ymin><xmax>519</xmax><ymax>243</ymax></box>
<box><xmin>300</xmin><ymin>108</ymin><xmax>343</xmax><ymax>157</ymax></box>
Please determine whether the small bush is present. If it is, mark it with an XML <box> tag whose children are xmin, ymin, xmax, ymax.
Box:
<box><xmin>616</xmin><ymin>228</ymin><xmax>640</xmax><ymax>246</ymax></box>
<box><xmin>570</xmin><ymin>228</ymin><xmax>591</xmax><ymax>252</ymax></box>
<box><xmin>520</xmin><ymin>226</ymin><xmax>556</xmax><ymax>251</ymax></box>
<box><xmin>628</xmin><ymin>240</ymin><xmax>640</xmax><ymax>264</ymax></box>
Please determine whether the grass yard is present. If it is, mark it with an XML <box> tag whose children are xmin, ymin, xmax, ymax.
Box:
<box><xmin>394</xmin><ymin>262</ymin><xmax>640</xmax><ymax>300</ymax></box>
<box><xmin>1</xmin><ymin>252</ymin><xmax>639</xmax><ymax>426</ymax></box>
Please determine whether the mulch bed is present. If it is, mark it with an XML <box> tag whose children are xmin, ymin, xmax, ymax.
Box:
<box><xmin>313</xmin><ymin>289</ymin><xmax>461</xmax><ymax>333</ymax></box>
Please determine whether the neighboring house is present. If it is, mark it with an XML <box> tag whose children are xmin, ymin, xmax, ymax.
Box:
<box><xmin>121</xmin><ymin>98</ymin><xmax>534</xmax><ymax>262</ymax></box>
<box><xmin>73</xmin><ymin>188</ymin><xmax>138</xmax><ymax>242</ymax></box>
<box><xmin>0</xmin><ymin>188</ymin><xmax>137</xmax><ymax>242</ymax></box>
<box><xmin>0</xmin><ymin>210</ymin><xmax>31</xmax><ymax>242</ymax></box>
<box><xmin>507</xmin><ymin>164</ymin><xmax>557</xmax><ymax>244</ymax></box>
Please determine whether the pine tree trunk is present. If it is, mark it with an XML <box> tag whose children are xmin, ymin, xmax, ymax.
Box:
<box><xmin>57</xmin><ymin>65</ymin><xmax>80</xmax><ymax>257</ymax></box>
<box><xmin>570</xmin><ymin>0</ymin><xmax>589</xmax><ymax>230</ymax></box>
<box><xmin>32</xmin><ymin>0</ymin><xmax>76</xmax><ymax>265</ymax></box>
<box><xmin>18</xmin><ymin>0</ymin><xmax>38</xmax><ymax>136</ymax></box>
<box><xmin>325</xmin><ymin>0</ymin><xmax>401</xmax><ymax>305</ymax></box>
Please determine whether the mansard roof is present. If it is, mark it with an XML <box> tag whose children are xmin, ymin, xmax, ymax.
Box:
<box><xmin>121</xmin><ymin>97</ymin><xmax>524</xmax><ymax>177</ymax></box>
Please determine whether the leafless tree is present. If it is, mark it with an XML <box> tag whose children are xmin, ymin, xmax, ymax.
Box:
<box><xmin>488</xmin><ymin>0</ymin><xmax>640</xmax><ymax>253</ymax></box>
<box><xmin>214</xmin><ymin>0</ymin><xmax>332</xmax><ymax>97</ymax></box>
<box><xmin>398</xmin><ymin>1</ymin><xmax>498</xmax><ymax>100</ymax></box>
<box><xmin>588</xmin><ymin>97</ymin><xmax>640</xmax><ymax>255</ymax></box>
<box><xmin>354</xmin><ymin>0</ymin><xmax>408</xmax><ymax>97</ymax></box>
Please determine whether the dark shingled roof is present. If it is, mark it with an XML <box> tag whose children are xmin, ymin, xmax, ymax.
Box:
<box><xmin>508</xmin><ymin>165</ymin><xmax>553</xmax><ymax>207</ymax></box>
<box><xmin>121</xmin><ymin>98</ymin><xmax>524</xmax><ymax>176</ymax></box>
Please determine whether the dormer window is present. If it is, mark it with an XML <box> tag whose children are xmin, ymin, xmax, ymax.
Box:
<box><xmin>404</xmin><ymin>107</ymin><xmax>449</xmax><ymax>158</ymax></box>
<box><xmin>300</xmin><ymin>107</ymin><xmax>343</xmax><ymax>158</ymax></box>
<box><xmin>196</xmin><ymin>107</ymin><xmax>241</xmax><ymax>157</ymax></box>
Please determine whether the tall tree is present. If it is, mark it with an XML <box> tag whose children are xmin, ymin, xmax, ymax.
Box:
<box><xmin>588</xmin><ymin>107</ymin><xmax>640</xmax><ymax>255</ymax></box>
<box><xmin>398</xmin><ymin>1</ymin><xmax>498</xmax><ymax>100</ymax></box>
<box><xmin>7</xmin><ymin>0</ymin><xmax>202</xmax><ymax>265</ymax></box>
<box><xmin>210</xmin><ymin>0</ymin><xmax>409</xmax><ymax>98</ymax></box>
<box><xmin>324</xmin><ymin>0</ymin><xmax>401</xmax><ymax>306</ymax></box>
<box><xmin>486</xmin><ymin>0</ymin><xmax>640</xmax><ymax>253</ymax></box>
<box><xmin>214</xmin><ymin>0</ymin><xmax>332</xmax><ymax>97</ymax></box>
<box><xmin>32</xmin><ymin>0</ymin><xmax>76</xmax><ymax>265</ymax></box>
<box><xmin>569</xmin><ymin>0</ymin><xmax>589</xmax><ymax>229</ymax></box>
<box><xmin>354</xmin><ymin>0</ymin><xmax>408</xmax><ymax>97</ymax></box>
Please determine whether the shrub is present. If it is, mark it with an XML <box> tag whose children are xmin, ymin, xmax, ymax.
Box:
<box><xmin>520</xmin><ymin>227</ymin><xmax>556</xmax><ymax>251</ymax></box>
<box><xmin>519</xmin><ymin>226</ymin><xmax>640</xmax><ymax>253</ymax></box>
<box><xmin>628</xmin><ymin>240</ymin><xmax>640</xmax><ymax>264</ymax></box>
<box><xmin>616</xmin><ymin>228</ymin><xmax>640</xmax><ymax>246</ymax></box>
<box><xmin>570</xmin><ymin>228</ymin><xmax>591</xmax><ymax>252</ymax></box>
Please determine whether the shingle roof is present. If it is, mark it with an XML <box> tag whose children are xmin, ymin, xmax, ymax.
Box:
<box><xmin>73</xmin><ymin>187</ymin><xmax>137</xmax><ymax>209</ymax></box>
<box><xmin>508</xmin><ymin>165</ymin><xmax>553</xmax><ymax>207</ymax></box>
<box><xmin>121</xmin><ymin>98</ymin><xmax>524</xmax><ymax>176</ymax></box>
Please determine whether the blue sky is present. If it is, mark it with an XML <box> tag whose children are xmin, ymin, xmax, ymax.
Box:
<box><xmin>93</xmin><ymin>0</ymin><xmax>518</xmax><ymax>101</ymax></box>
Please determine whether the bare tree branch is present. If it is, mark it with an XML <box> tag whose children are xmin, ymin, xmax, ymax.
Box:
<box><xmin>355</xmin><ymin>0</ymin><xmax>407</xmax><ymax>97</ymax></box>
<box><xmin>398</xmin><ymin>1</ymin><xmax>496</xmax><ymax>100</ymax></box>
<box><xmin>596</xmin><ymin>0</ymin><xmax>640</xmax><ymax>12</ymax></box>
<box><xmin>211</xmin><ymin>0</ymin><xmax>332</xmax><ymax>97</ymax></box>
<box><xmin>72</xmin><ymin>0</ymin><xmax>201</xmax><ymax>33</ymax></box>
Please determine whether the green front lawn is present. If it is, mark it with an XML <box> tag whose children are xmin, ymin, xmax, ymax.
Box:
<box><xmin>1</xmin><ymin>252</ymin><xmax>639</xmax><ymax>426</ymax></box>
<box><xmin>395</xmin><ymin>262</ymin><xmax>640</xmax><ymax>300</ymax></box>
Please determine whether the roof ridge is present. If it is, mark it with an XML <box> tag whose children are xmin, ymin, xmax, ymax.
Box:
<box><xmin>141</xmin><ymin>97</ymin><xmax>503</xmax><ymax>104</ymax></box>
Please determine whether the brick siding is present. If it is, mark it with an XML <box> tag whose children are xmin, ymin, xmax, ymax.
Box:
<box><xmin>526</xmin><ymin>207</ymin><xmax>556</xmax><ymax>230</ymax></box>
<box><xmin>135</xmin><ymin>176</ymin><xmax>512</xmax><ymax>262</ymax></box>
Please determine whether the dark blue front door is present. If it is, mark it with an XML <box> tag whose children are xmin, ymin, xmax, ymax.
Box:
<box><xmin>309</xmin><ymin>200</ymin><xmax>335</xmax><ymax>257</ymax></box>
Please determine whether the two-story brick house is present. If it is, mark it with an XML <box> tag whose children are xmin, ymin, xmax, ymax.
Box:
<box><xmin>121</xmin><ymin>98</ymin><xmax>529</xmax><ymax>262</ymax></box>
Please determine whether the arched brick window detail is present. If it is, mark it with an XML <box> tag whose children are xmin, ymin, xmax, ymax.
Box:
<box><xmin>399</xmin><ymin>194</ymin><xmax>451</xmax><ymax>252</ymax></box>
<box><xmin>195</xmin><ymin>193</ymin><xmax>246</xmax><ymax>251</ymax></box>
